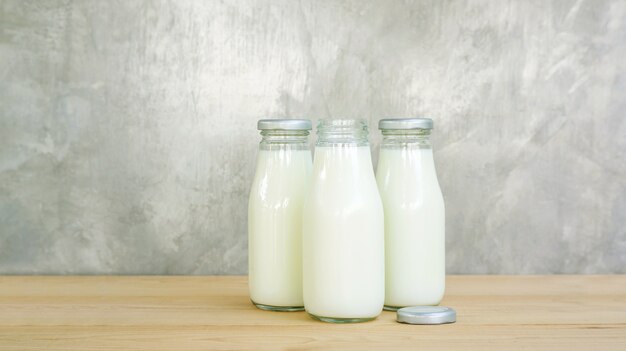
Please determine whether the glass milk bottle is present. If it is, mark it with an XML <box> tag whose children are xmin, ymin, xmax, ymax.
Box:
<box><xmin>248</xmin><ymin>119</ymin><xmax>312</xmax><ymax>311</ymax></box>
<box><xmin>302</xmin><ymin>119</ymin><xmax>385</xmax><ymax>323</ymax></box>
<box><xmin>376</xmin><ymin>118</ymin><xmax>445</xmax><ymax>309</ymax></box>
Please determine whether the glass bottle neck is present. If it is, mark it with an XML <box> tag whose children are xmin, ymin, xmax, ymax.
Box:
<box><xmin>260</xmin><ymin>130</ymin><xmax>310</xmax><ymax>151</ymax></box>
<box><xmin>381</xmin><ymin>129</ymin><xmax>432</xmax><ymax>149</ymax></box>
<box><xmin>316</xmin><ymin>119</ymin><xmax>369</xmax><ymax>147</ymax></box>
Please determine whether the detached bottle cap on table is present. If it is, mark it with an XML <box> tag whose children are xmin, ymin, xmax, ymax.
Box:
<box><xmin>396</xmin><ymin>306</ymin><xmax>456</xmax><ymax>325</ymax></box>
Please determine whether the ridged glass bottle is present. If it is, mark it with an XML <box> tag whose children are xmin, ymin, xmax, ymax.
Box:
<box><xmin>302</xmin><ymin>119</ymin><xmax>385</xmax><ymax>323</ymax></box>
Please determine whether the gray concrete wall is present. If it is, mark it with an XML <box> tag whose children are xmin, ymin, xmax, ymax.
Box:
<box><xmin>0</xmin><ymin>0</ymin><xmax>624</xmax><ymax>274</ymax></box>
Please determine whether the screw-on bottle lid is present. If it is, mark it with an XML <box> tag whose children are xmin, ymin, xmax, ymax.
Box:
<box><xmin>396</xmin><ymin>306</ymin><xmax>456</xmax><ymax>325</ymax></box>
<box><xmin>379</xmin><ymin>118</ymin><xmax>433</xmax><ymax>130</ymax></box>
<box><xmin>257</xmin><ymin>119</ymin><xmax>312</xmax><ymax>130</ymax></box>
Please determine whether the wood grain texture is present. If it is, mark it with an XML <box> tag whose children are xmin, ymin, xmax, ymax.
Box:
<box><xmin>0</xmin><ymin>275</ymin><xmax>625</xmax><ymax>350</ymax></box>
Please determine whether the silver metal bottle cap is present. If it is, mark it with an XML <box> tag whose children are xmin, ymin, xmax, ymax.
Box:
<box><xmin>257</xmin><ymin>119</ymin><xmax>312</xmax><ymax>130</ymax></box>
<box><xmin>396</xmin><ymin>306</ymin><xmax>456</xmax><ymax>325</ymax></box>
<box><xmin>379</xmin><ymin>118</ymin><xmax>433</xmax><ymax>130</ymax></box>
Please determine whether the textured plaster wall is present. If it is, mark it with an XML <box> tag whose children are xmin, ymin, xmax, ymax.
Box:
<box><xmin>0</xmin><ymin>0</ymin><xmax>624</xmax><ymax>274</ymax></box>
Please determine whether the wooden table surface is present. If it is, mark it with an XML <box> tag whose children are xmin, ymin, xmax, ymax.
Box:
<box><xmin>1</xmin><ymin>275</ymin><xmax>625</xmax><ymax>350</ymax></box>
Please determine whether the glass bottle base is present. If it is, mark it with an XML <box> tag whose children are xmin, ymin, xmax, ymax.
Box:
<box><xmin>385</xmin><ymin>303</ymin><xmax>441</xmax><ymax>311</ymax></box>
<box><xmin>384</xmin><ymin>305</ymin><xmax>402</xmax><ymax>311</ymax></box>
<box><xmin>252</xmin><ymin>300</ymin><xmax>304</xmax><ymax>312</ymax></box>
<box><xmin>308</xmin><ymin>312</ymin><xmax>376</xmax><ymax>323</ymax></box>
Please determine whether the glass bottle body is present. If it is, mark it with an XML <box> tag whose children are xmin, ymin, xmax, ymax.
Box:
<box><xmin>302</xmin><ymin>119</ymin><xmax>385</xmax><ymax>322</ymax></box>
<box><xmin>249</xmin><ymin>128</ymin><xmax>312</xmax><ymax>311</ymax></box>
<box><xmin>376</xmin><ymin>127</ymin><xmax>445</xmax><ymax>309</ymax></box>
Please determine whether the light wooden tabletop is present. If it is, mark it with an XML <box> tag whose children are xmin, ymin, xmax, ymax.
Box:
<box><xmin>0</xmin><ymin>275</ymin><xmax>625</xmax><ymax>350</ymax></box>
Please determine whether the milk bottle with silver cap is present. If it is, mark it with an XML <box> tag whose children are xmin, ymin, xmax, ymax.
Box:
<box><xmin>248</xmin><ymin>119</ymin><xmax>312</xmax><ymax>311</ymax></box>
<box><xmin>376</xmin><ymin>118</ymin><xmax>446</xmax><ymax>309</ymax></box>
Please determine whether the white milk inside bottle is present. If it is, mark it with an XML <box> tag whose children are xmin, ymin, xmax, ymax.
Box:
<box><xmin>302</xmin><ymin>119</ymin><xmax>385</xmax><ymax>323</ymax></box>
<box><xmin>248</xmin><ymin>119</ymin><xmax>312</xmax><ymax>311</ymax></box>
<box><xmin>376</xmin><ymin>118</ymin><xmax>445</xmax><ymax>308</ymax></box>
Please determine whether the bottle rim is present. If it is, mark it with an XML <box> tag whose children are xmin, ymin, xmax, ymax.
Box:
<box><xmin>379</xmin><ymin>118</ymin><xmax>433</xmax><ymax>130</ymax></box>
<box><xmin>316</xmin><ymin>119</ymin><xmax>369</xmax><ymax>146</ymax></box>
<box><xmin>257</xmin><ymin>119</ymin><xmax>312</xmax><ymax>131</ymax></box>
